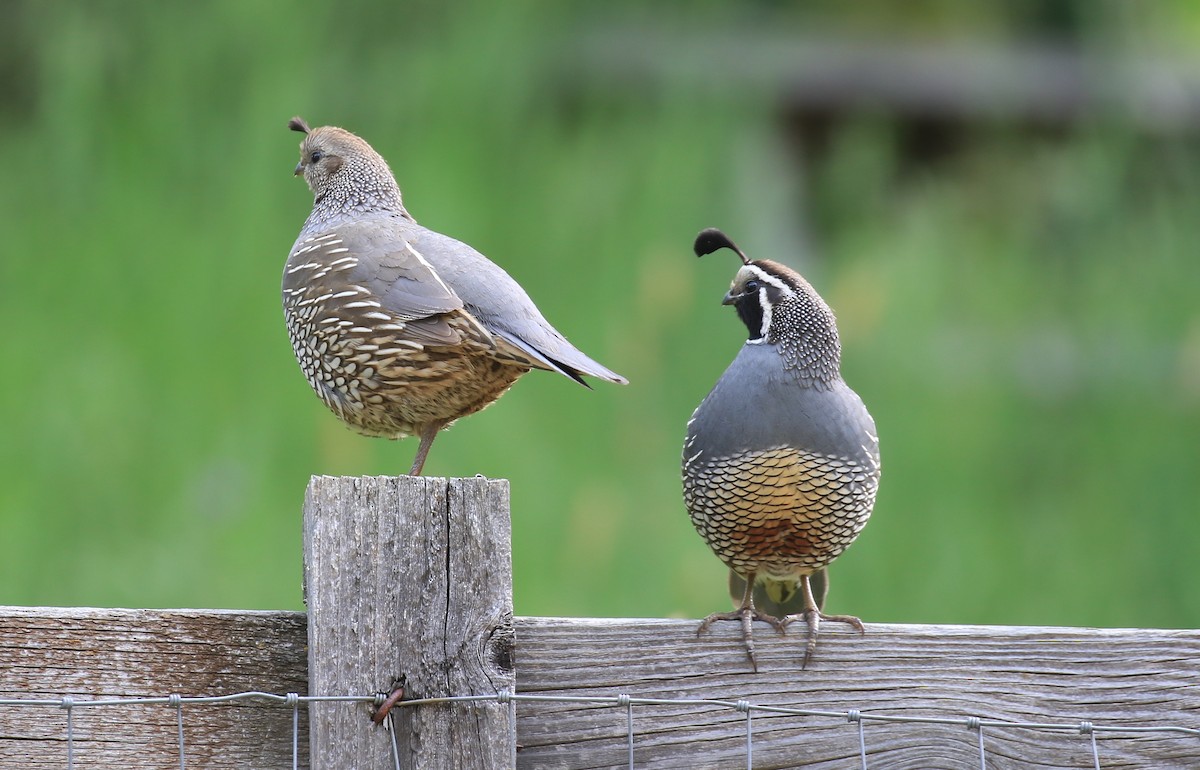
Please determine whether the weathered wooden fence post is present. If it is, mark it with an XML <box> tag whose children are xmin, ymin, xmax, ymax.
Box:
<box><xmin>303</xmin><ymin>475</ymin><xmax>516</xmax><ymax>769</ymax></box>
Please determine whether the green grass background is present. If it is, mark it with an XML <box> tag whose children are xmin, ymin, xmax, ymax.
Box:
<box><xmin>2</xmin><ymin>1</ymin><xmax>1198</xmax><ymax>630</ymax></box>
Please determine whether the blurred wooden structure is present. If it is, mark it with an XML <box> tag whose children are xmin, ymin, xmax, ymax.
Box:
<box><xmin>1</xmin><ymin>476</ymin><xmax>1198</xmax><ymax>768</ymax></box>
<box><xmin>575</xmin><ymin>29</ymin><xmax>1200</xmax><ymax>133</ymax></box>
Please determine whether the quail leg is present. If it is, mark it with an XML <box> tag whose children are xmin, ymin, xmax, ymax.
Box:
<box><xmin>696</xmin><ymin>571</ymin><xmax>786</xmax><ymax>673</ymax></box>
<box><xmin>782</xmin><ymin>573</ymin><xmax>865</xmax><ymax>668</ymax></box>
<box><xmin>408</xmin><ymin>420</ymin><xmax>447</xmax><ymax>476</ymax></box>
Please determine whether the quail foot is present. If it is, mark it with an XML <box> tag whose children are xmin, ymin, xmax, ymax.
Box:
<box><xmin>683</xmin><ymin>228</ymin><xmax>880</xmax><ymax>670</ymax></box>
<box><xmin>283</xmin><ymin>117</ymin><xmax>626</xmax><ymax>474</ymax></box>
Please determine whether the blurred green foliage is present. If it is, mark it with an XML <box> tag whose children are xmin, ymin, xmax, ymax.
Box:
<box><xmin>1</xmin><ymin>1</ymin><xmax>1198</xmax><ymax>630</ymax></box>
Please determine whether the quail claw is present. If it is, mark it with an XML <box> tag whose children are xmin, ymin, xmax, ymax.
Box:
<box><xmin>698</xmin><ymin>572</ymin><xmax>786</xmax><ymax>673</ymax></box>
<box><xmin>787</xmin><ymin>609</ymin><xmax>866</xmax><ymax>669</ymax></box>
<box><xmin>781</xmin><ymin>574</ymin><xmax>864</xmax><ymax>668</ymax></box>
<box><xmin>697</xmin><ymin>606</ymin><xmax>786</xmax><ymax>673</ymax></box>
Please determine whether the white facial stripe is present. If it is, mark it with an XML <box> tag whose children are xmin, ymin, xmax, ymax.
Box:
<box><xmin>758</xmin><ymin>285</ymin><xmax>772</xmax><ymax>339</ymax></box>
<box><xmin>740</xmin><ymin>265</ymin><xmax>792</xmax><ymax>340</ymax></box>
<box><xmin>745</xmin><ymin>265</ymin><xmax>793</xmax><ymax>295</ymax></box>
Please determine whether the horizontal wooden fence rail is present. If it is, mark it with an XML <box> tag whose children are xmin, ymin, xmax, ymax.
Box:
<box><xmin>3</xmin><ymin>614</ymin><xmax>1199</xmax><ymax>768</ymax></box>
<box><xmin>1</xmin><ymin>476</ymin><xmax>1197</xmax><ymax>769</ymax></box>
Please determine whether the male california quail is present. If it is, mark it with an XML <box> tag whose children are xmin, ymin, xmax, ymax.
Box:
<box><xmin>682</xmin><ymin>228</ymin><xmax>880</xmax><ymax>670</ymax></box>
<box><xmin>283</xmin><ymin>117</ymin><xmax>625</xmax><ymax>474</ymax></box>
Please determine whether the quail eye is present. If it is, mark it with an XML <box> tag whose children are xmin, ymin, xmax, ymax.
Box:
<box><xmin>309</xmin><ymin>150</ymin><xmax>324</xmax><ymax>163</ymax></box>
<box><xmin>744</xmin><ymin>279</ymin><xmax>761</xmax><ymax>292</ymax></box>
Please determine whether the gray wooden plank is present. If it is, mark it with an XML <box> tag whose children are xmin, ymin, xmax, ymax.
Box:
<box><xmin>303</xmin><ymin>475</ymin><xmax>516</xmax><ymax>770</ymax></box>
<box><xmin>512</xmin><ymin>617</ymin><xmax>1200</xmax><ymax>769</ymax></box>
<box><xmin>2</xmin><ymin>610</ymin><xmax>1197</xmax><ymax>769</ymax></box>
<box><xmin>0</xmin><ymin>607</ymin><xmax>307</xmax><ymax>769</ymax></box>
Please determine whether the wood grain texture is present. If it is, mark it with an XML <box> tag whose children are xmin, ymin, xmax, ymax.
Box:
<box><xmin>303</xmin><ymin>475</ymin><xmax>516</xmax><ymax>770</ymax></box>
<box><xmin>0</xmin><ymin>606</ymin><xmax>307</xmax><ymax>768</ymax></box>
<box><xmin>1</xmin><ymin>611</ymin><xmax>1197</xmax><ymax>768</ymax></box>
<box><xmin>512</xmin><ymin>618</ymin><xmax>1200</xmax><ymax>769</ymax></box>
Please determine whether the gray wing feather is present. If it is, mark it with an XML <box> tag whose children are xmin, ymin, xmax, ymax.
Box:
<box><xmin>286</xmin><ymin>217</ymin><xmax>483</xmax><ymax>348</ymax></box>
<box><xmin>396</xmin><ymin>221</ymin><xmax>627</xmax><ymax>384</ymax></box>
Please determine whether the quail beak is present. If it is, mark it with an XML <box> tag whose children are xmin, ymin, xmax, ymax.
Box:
<box><xmin>294</xmin><ymin>161</ymin><xmax>304</xmax><ymax>176</ymax></box>
<box><xmin>722</xmin><ymin>290</ymin><xmax>742</xmax><ymax>306</ymax></box>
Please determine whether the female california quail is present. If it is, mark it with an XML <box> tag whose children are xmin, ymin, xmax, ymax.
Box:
<box><xmin>284</xmin><ymin>117</ymin><xmax>626</xmax><ymax>475</ymax></box>
<box><xmin>683</xmin><ymin>228</ymin><xmax>880</xmax><ymax>670</ymax></box>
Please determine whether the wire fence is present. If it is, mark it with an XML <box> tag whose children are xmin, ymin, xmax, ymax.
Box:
<box><xmin>2</xmin><ymin>690</ymin><xmax>1197</xmax><ymax>770</ymax></box>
